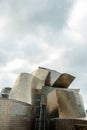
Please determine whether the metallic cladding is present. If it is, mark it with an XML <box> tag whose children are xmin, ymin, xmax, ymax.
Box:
<box><xmin>0</xmin><ymin>99</ymin><xmax>34</xmax><ymax>130</ymax></box>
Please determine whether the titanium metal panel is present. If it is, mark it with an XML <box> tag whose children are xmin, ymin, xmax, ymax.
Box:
<box><xmin>52</xmin><ymin>73</ymin><xmax>75</xmax><ymax>88</ymax></box>
<box><xmin>36</xmin><ymin>67</ymin><xmax>75</xmax><ymax>88</ymax></box>
<box><xmin>47</xmin><ymin>88</ymin><xmax>86</xmax><ymax>118</ymax></box>
<box><xmin>0</xmin><ymin>99</ymin><xmax>34</xmax><ymax>130</ymax></box>
<box><xmin>9</xmin><ymin>73</ymin><xmax>44</xmax><ymax>104</ymax></box>
<box><xmin>32</xmin><ymin>67</ymin><xmax>50</xmax><ymax>86</ymax></box>
<box><xmin>56</xmin><ymin>89</ymin><xmax>86</xmax><ymax>118</ymax></box>
<box><xmin>1</xmin><ymin>87</ymin><xmax>11</xmax><ymax>98</ymax></box>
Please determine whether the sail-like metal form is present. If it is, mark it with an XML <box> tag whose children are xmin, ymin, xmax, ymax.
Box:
<box><xmin>47</xmin><ymin>88</ymin><xmax>86</xmax><ymax>118</ymax></box>
<box><xmin>1</xmin><ymin>87</ymin><xmax>11</xmax><ymax>98</ymax></box>
<box><xmin>32</xmin><ymin>67</ymin><xmax>50</xmax><ymax>86</ymax></box>
<box><xmin>52</xmin><ymin>73</ymin><xmax>75</xmax><ymax>88</ymax></box>
<box><xmin>32</xmin><ymin>67</ymin><xmax>75</xmax><ymax>88</ymax></box>
<box><xmin>9</xmin><ymin>73</ymin><xmax>44</xmax><ymax>104</ymax></box>
<box><xmin>9</xmin><ymin>73</ymin><xmax>32</xmax><ymax>104</ymax></box>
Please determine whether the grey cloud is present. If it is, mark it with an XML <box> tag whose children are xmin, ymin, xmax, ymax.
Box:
<box><xmin>30</xmin><ymin>0</ymin><xmax>73</xmax><ymax>29</ymax></box>
<box><xmin>0</xmin><ymin>40</ymin><xmax>49</xmax><ymax>66</ymax></box>
<box><xmin>61</xmin><ymin>44</ymin><xmax>87</xmax><ymax>72</ymax></box>
<box><xmin>0</xmin><ymin>0</ymin><xmax>76</xmax><ymax>65</ymax></box>
<box><xmin>0</xmin><ymin>50</ymin><xmax>8</xmax><ymax>66</ymax></box>
<box><xmin>0</xmin><ymin>0</ymin><xmax>75</xmax><ymax>67</ymax></box>
<box><xmin>0</xmin><ymin>0</ymin><xmax>73</xmax><ymax>65</ymax></box>
<box><xmin>0</xmin><ymin>41</ymin><xmax>20</xmax><ymax>65</ymax></box>
<box><xmin>22</xmin><ymin>46</ymin><xmax>47</xmax><ymax>63</ymax></box>
<box><xmin>0</xmin><ymin>0</ymin><xmax>75</xmax><ymax>34</ymax></box>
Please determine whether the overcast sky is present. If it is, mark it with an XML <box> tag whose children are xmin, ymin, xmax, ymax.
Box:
<box><xmin>0</xmin><ymin>0</ymin><xmax>87</xmax><ymax>108</ymax></box>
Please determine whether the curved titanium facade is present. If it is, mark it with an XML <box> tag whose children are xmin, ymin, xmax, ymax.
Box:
<box><xmin>0</xmin><ymin>99</ymin><xmax>34</xmax><ymax>130</ymax></box>
<box><xmin>47</xmin><ymin>88</ymin><xmax>86</xmax><ymax>118</ymax></box>
<box><xmin>32</xmin><ymin>67</ymin><xmax>75</xmax><ymax>88</ymax></box>
<box><xmin>9</xmin><ymin>73</ymin><xmax>32</xmax><ymax>104</ymax></box>
<box><xmin>1</xmin><ymin>87</ymin><xmax>11</xmax><ymax>98</ymax></box>
<box><xmin>9</xmin><ymin>73</ymin><xmax>44</xmax><ymax>104</ymax></box>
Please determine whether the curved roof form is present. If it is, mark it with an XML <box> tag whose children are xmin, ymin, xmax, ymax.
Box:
<box><xmin>33</xmin><ymin>67</ymin><xmax>75</xmax><ymax>88</ymax></box>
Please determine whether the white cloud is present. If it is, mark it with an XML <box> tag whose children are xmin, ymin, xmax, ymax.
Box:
<box><xmin>0</xmin><ymin>16</ymin><xmax>7</xmax><ymax>30</ymax></box>
<box><xmin>4</xmin><ymin>59</ymin><xmax>25</xmax><ymax>72</ymax></box>
<box><xmin>84</xmin><ymin>104</ymin><xmax>87</xmax><ymax>110</ymax></box>
<box><xmin>0</xmin><ymin>16</ymin><xmax>10</xmax><ymax>40</ymax></box>
<box><xmin>68</xmin><ymin>0</ymin><xmax>87</xmax><ymax>40</ymax></box>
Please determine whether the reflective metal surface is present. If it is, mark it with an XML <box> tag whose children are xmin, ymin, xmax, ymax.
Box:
<box><xmin>9</xmin><ymin>73</ymin><xmax>44</xmax><ymax>104</ymax></box>
<box><xmin>32</xmin><ymin>67</ymin><xmax>75</xmax><ymax>88</ymax></box>
<box><xmin>4</xmin><ymin>67</ymin><xmax>87</xmax><ymax>130</ymax></box>
<box><xmin>0</xmin><ymin>99</ymin><xmax>34</xmax><ymax>130</ymax></box>
<box><xmin>1</xmin><ymin>87</ymin><xmax>11</xmax><ymax>98</ymax></box>
<box><xmin>32</xmin><ymin>67</ymin><xmax>50</xmax><ymax>86</ymax></box>
<box><xmin>9</xmin><ymin>73</ymin><xmax>32</xmax><ymax>104</ymax></box>
<box><xmin>52</xmin><ymin>73</ymin><xmax>75</xmax><ymax>88</ymax></box>
<box><xmin>47</xmin><ymin>88</ymin><xmax>86</xmax><ymax>119</ymax></box>
<box><xmin>56</xmin><ymin>88</ymin><xmax>86</xmax><ymax>118</ymax></box>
